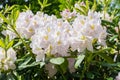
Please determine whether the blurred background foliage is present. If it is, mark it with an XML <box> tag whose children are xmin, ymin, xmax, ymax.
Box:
<box><xmin>0</xmin><ymin>0</ymin><xmax>78</xmax><ymax>16</ymax></box>
<box><xmin>0</xmin><ymin>0</ymin><xmax>120</xmax><ymax>17</ymax></box>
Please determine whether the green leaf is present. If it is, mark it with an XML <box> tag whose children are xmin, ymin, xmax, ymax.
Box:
<box><xmin>16</xmin><ymin>53</ymin><xmax>31</xmax><ymax>62</ymax></box>
<box><xmin>38</xmin><ymin>0</ymin><xmax>43</xmax><ymax>6</ymax></box>
<box><xmin>8</xmin><ymin>5</ymin><xmax>18</xmax><ymax>11</ymax></box>
<box><xmin>6</xmin><ymin>40</ymin><xmax>14</xmax><ymax>50</ymax></box>
<box><xmin>24</xmin><ymin>5</ymin><xmax>30</xmax><ymax>10</ymax></box>
<box><xmin>109</xmin><ymin>35</ymin><xmax>118</xmax><ymax>42</ymax></box>
<box><xmin>75</xmin><ymin>8</ymin><xmax>86</xmax><ymax>15</ymax></box>
<box><xmin>7</xmin><ymin>73</ymin><xmax>16</xmax><ymax>80</ymax></box>
<box><xmin>85</xmin><ymin>0</ymin><xmax>89</xmax><ymax>11</ymax></box>
<box><xmin>5</xmin><ymin>35</ymin><xmax>9</xmax><ymax>46</ymax></box>
<box><xmin>106</xmin><ymin>77</ymin><xmax>113</xmax><ymax>80</ymax></box>
<box><xmin>86</xmin><ymin>72</ymin><xmax>95</xmax><ymax>79</ymax></box>
<box><xmin>111</xmin><ymin>0</ymin><xmax>120</xmax><ymax>9</ymax></box>
<box><xmin>19</xmin><ymin>57</ymin><xmax>32</xmax><ymax>66</ymax></box>
<box><xmin>99</xmin><ymin>62</ymin><xmax>117</xmax><ymax>67</ymax></box>
<box><xmin>92</xmin><ymin>0</ymin><xmax>97</xmax><ymax>11</ymax></box>
<box><xmin>80</xmin><ymin>6</ymin><xmax>88</xmax><ymax>13</ymax></box>
<box><xmin>59</xmin><ymin>58</ymin><xmax>68</xmax><ymax>73</ymax></box>
<box><xmin>0</xmin><ymin>73</ymin><xmax>7</xmax><ymax>80</ymax></box>
<box><xmin>13</xmin><ymin>10</ymin><xmax>19</xmax><ymax>23</ymax></box>
<box><xmin>18</xmin><ymin>56</ymin><xmax>32</xmax><ymax>70</ymax></box>
<box><xmin>50</xmin><ymin>57</ymin><xmax>65</xmax><ymax>65</ymax></box>
<box><xmin>18</xmin><ymin>62</ymin><xmax>41</xmax><ymax>70</ymax></box>
<box><xmin>4</xmin><ymin>5</ymin><xmax>18</xmax><ymax>14</ymax></box>
<box><xmin>13</xmin><ymin>41</ymin><xmax>22</xmax><ymax>48</ymax></box>
<box><xmin>0</xmin><ymin>13</ymin><xmax>9</xmax><ymax>24</ymax></box>
<box><xmin>75</xmin><ymin>54</ymin><xmax>85</xmax><ymax>69</ymax></box>
<box><xmin>40</xmin><ymin>62</ymin><xmax>45</xmax><ymax>68</ymax></box>
<box><xmin>98</xmin><ymin>52</ymin><xmax>113</xmax><ymax>63</ymax></box>
<box><xmin>0</xmin><ymin>39</ymin><xmax>5</xmax><ymax>48</ymax></box>
<box><xmin>102</xmin><ymin>20</ymin><xmax>115</xmax><ymax>27</ymax></box>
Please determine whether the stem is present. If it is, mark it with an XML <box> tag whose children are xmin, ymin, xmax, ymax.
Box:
<box><xmin>80</xmin><ymin>60</ymin><xmax>87</xmax><ymax>80</ymax></box>
<box><xmin>118</xmin><ymin>24</ymin><xmax>120</xmax><ymax>40</ymax></box>
<box><xmin>80</xmin><ymin>51</ymin><xmax>94</xmax><ymax>80</ymax></box>
<box><xmin>58</xmin><ymin>66</ymin><xmax>67</xmax><ymax>80</ymax></box>
<box><xmin>10</xmin><ymin>25</ymin><xmax>34</xmax><ymax>57</ymax></box>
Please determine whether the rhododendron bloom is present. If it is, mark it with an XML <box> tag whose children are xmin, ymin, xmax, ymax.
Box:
<box><xmin>0</xmin><ymin>47</ymin><xmax>17</xmax><ymax>72</ymax></box>
<box><xmin>30</xmin><ymin>17</ymin><xmax>72</xmax><ymax>61</ymax></box>
<box><xmin>2</xmin><ymin>30</ymin><xmax>17</xmax><ymax>40</ymax></box>
<box><xmin>16</xmin><ymin>10</ymin><xmax>34</xmax><ymax>38</ymax></box>
<box><xmin>60</xmin><ymin>9</ymin><xmax>76</xmax><ymax>20</ymax></box>
<box><xmin>17</xmin><ymin>10</ymin><xmax>108</xmax><ymax>61</ymax></box>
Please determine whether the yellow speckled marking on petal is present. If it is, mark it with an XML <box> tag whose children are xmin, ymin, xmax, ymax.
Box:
<box><xmin>44</xmin><ymin>35</ymin><xmax>48</xmax><ymax>40</ymax></box>
<box><xmin>57</xmin><ymin>31</ymin><xmax>60</xmax><ymax>36</ymax></box>
<box><xmin>90</xmin><ymin>16</ymin><xmax>93</xmax><ymax>20</ymax></box>
<box><xmin>44</xmin><ymin>17</ymin><xmax>47</xmax><ymax>21</ymax></box>
<box><xmin>34</xmin><ymin>21</ymin><xmax>37</xmax><ymax>25</ymax></box>
<box><xmin>25</xmin><ymin>19</ymin><xmax>29</xmax><ymax>23</ymax></box>
<box><xmin>47</xmin><ymin>27</ymin><xmax>51</xmax><ymax>32</ymax></box>
<box><xmin>90</xmin><ymin>24</ymin><xmax>95</xmax><ymax>30</ymax></box>
<box><xmin>57</xmin><ymin>40</ymin><xmax>61</xmax><ymax>45</ymax></box>
<box><xmin>80</xmin><ymin>20</ymin><xmax>85</xmax><ymax>25</ymax></box>
<box><xmin>80</xmin><ymin>35</ymin><xmax>86</xmax><ymax>40</ymax></box>
<box><xmin>58</xmin><ymin>22</ymin><xmax>62</xmax><ymax>27</ymax></box>
<box><xmin>28</xmin><ymin>28</ymin><xmax>34</xmax><ymax>32</ymax></box>
<box><xmin>66</xmin><ymin>29</ymin><xmax>70</xmax><ymax>33</ymax></box>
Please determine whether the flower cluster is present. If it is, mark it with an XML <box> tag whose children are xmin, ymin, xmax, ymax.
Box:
<box><xmin>70</xmin><ymin>10</ymin><xmax>107</xmax><ymax>52</ymax></box>
<box><xmin>60</xmin><ymin>9</ymin><xmax>76</xmax><ymax>20</ymax></box>
<box><xmin>30</xmin><ymin>15</ymin><xmax>71</xmax><ymax>61</ymax></box>
<box><xmin>16</xmin><ymin>10</ymin><xmax>34</xmax><ymax>39</ymax></box>
<box><xmin>2</xmin><ymin>25</ymin><xmax>17</xmax><ymax>40</ymax></box>
<box><xmin>0</xmin><ymin>48</ymin><xmax>17</xmax><ymax>72</ymax></box>
<box><xmin>16</xmin><ymin>10</ymin><xmax>107</xmax><ymax>62</ymax></box>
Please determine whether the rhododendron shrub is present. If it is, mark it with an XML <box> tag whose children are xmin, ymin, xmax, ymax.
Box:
<box><xmin>0</xmin><ymin>0</ymin><xmax>120</xmax><ymax>80</ymax></box>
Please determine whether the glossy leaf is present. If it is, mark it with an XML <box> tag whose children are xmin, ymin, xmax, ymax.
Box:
<box><xmin>50</xmin><ymin>57</ymin><xmax>65</xmax><ymax>65</ymax></box>
<box><xmin>6</xmin><ymin>40</ymin><xmax>14</xmax><ymax>50</ymax></box>
<box><xmin>75</xmin><ymin>54</ymin><xmax>85</xmax><ymax>69</ymax></box>
<box><xmin>0</xmin><ymin>39</ymin><xmax>5</xmax><ymax>48</ymax></box>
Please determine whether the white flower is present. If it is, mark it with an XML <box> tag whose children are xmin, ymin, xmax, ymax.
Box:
<box><xmin>101</xmin><ymin>11</ymin><xmax>112</xmax><ymax>22</ymax></box>
<box><xmin>116</xmin><ymin>72</ymin><xmax>120</xmax><ymax>80</ymax></box>
<box><xmin>34</xmin><ymin>49</ymin><xmax>45</xmax><ymax>62</ymax></box>
<box><xmin>16</xmin><ymin>10</ymin><xmax>58</xmax><ymax>39</ymax></box>
<box><xmin>7</xmin><ymin>60</ymin><xmax>16</xmax><ymax>70</ymax></box>
<box><xmin>74</xmin><ymin>1</ymin><xmax>86</xmax><ymax>9</ymax></box>
<box><xmin>72</xmin><ymin>14</ymin><xmax>86</xmax><ymax>31</ymax></box>
<box><xmin>97</xmin><ymin>27</ymin><xmax>107</xmax><ymax>46</ymax></box>
<box><xmin>60</xmin><ymin>9</ymin><xmax>76</xmax><ymax>20</ymax></box>
<box><xmin>70</xmin><ymin>10</ymin><xmax>107</xmax><ymax>52</ymax></box>
<box><xmin>16</xmin><ymin>10</ymin><xmax>34</xmax><ymax>39</ymax></box>
<box><xmin>50</xmin><ymin>20</ymin><xmax>71</xmax><ymax>56</ymax></box>
<box><xmin>29</xmin><ymin>10</ymin><xmax>107</xmax><ymax>61</ymax></box>
<box><xmin>7</xmin><ymin>48</ymin><xmax>17</xmax><ymax>62</ymax></box>
<box><xmin>0</xmin><ymin>18</ymin><xmax>3</xmax><ymax>23</ymax></box>
<box><xmin>87</xmin><ymin>10</ymin><xmax>101</xmax><ymax>20</ymax></box>
<box><xmin>30</xmin><ymin>17</ymin><xmax>72</xmax><ymax>61</ymax></box>
<box><xmin>2</xmin><ymin>30</ymin><xmax>17</xmax><ymax>40</ymax></box>
<box><xmin>70</xmin><ymin>34</ymin><xmax>93</xmax><ymax>52</ymax></box>
<box><xmin>0</xmin><ymin>47</ymin><xmax>6</xmax><ymax>61</ymax></box>
<box><xmin>0</xmin><ymin>47</ymin><xmax>17</xmax><ymax>71</ymax></box>
<box><xmin>80</xmin><ymin>20</ymin><xmax>102</xmax><ymax>39</ymax></box>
